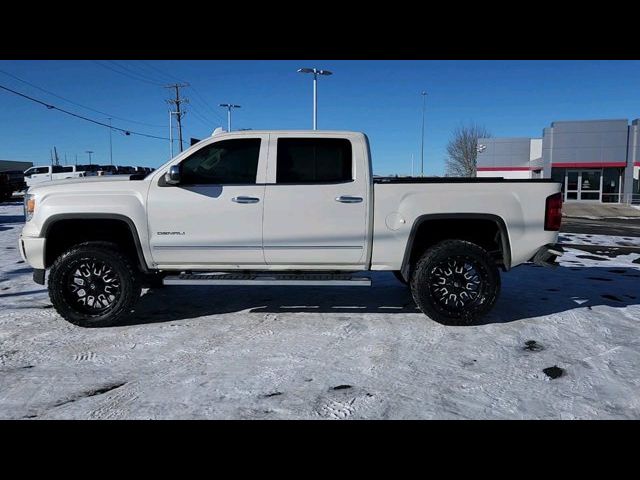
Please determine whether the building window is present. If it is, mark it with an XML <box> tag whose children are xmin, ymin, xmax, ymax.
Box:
<box><xmin>602</xmin><ymin>168</ymin><xmax>622</xmax><ymax>203</ymax></box>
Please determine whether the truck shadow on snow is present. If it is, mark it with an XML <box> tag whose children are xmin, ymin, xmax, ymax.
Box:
<box><xmin>123</xmin><ymin>264</ymin><xmax>640</xmax><ymax>326</ymax></box>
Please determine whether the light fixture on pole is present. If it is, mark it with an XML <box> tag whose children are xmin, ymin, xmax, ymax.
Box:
<box><xmin>297</xmin><ymin>67</ymin><xmax>333</xmax><ymax>130</ymax></box>
<box><xmin>219</xmin><ymin>104</ymin><xmax>241</xmax><ymax>132</ymax></box>
<box><xmin>420</xmin><ymin>91</ymin><xmax>427</xmax><ymax>177</ymax></box>
<box><xmin>85</xmin><ymin>150</ymin><xmax>94</xmax><ymax>165</ymax></box>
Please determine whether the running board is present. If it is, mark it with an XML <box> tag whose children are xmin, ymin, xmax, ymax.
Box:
<box><xmin>163</xmin><ymin>272</ymin><xmax>372</xmax><ymax>287</ymax></box>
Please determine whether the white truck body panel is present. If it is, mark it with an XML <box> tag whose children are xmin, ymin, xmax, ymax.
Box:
<box><xmin>20</xmin><ymin>130</ymin><xmax>562</xmax><ymax>275</ymax></box>
<box><xmin>261</xmin><ymin>132</ymin><xmax>371</xmax><ymax>267</ymax></box>
<box><xmin>147</xmin><ymin>133</ymin><xmax>270</xmax><ymax>267</ymax></box>
<box><xmin>371</xmin><ymin>182</ymin><xmax>559</xmax><ymax>270</ymax></box>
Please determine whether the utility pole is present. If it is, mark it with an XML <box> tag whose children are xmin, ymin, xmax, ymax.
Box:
<box><xmin>169</xmin><ymin>110</ymin><xmax>174</xmax><ymax>159</ymax></box>
<box><xmin>86</xmin><ymin>150</ymin><xmax>94</xmax><ymax>165</ymax></box>
<box><xmin>75</xmin><ymin>154</ymin><xmax>78</xmax><ymax>166</ymax></box>
<box><xmin>420</xmin><ymin>91</ymin><xmax>427</xmax><ymax>177</ymax></box>
<box><xmin>165</xmin><ymin>83</ymin><xmax>189</xmax><ymax>153</ymax></box>
<box><xmin>108</xmin><ymin>117</ymin><xmax>113</xmax><ymax>165</ymax></box>
<box><xmin>219</xmin><ymin>104</ymin><xmax>241</xmax><ymax>132</ymax></box>
<box><xmin>411</xmin><ymin>153</ymin><xmax>414</xmax><ymax>177</ymax></box>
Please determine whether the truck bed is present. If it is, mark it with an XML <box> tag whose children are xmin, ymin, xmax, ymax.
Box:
<box><xmin>370</xmin><ymin>179</ymin><xmax>562</xmax><ymax>271</ymax></box>
<box><xmin>373</xmin><ymin>177</ymin><xmax>556</xmax><ymax>184</ymax></box>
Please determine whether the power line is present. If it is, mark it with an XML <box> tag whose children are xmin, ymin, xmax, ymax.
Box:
<box><xmin>137</xmin><ymin>60</ymin><xmax>185</xmax><ymax>83</ymax></box>
<box><xmin>0</xmin><ymin>68</ymin><xmax>165</xmax><ymax>128</ymax></box>
<box><xmin>188</xmin><ymin>107</ymin><xmax>215</xmax><ymax>128</ymax></box>
<box><xmin>92</xmin><ymin>60</ymin><xmax>165</xmax><ymax>86</ymax></box>
<box><xmin>98</xmin><ymin>60</ymin><xmax>228</xmax><ymax>126</ymax></box>
<box><xmin>188</xmin><ymin>100</ymin><xmax>224</xmax><ymax>126</ymax></box>
<box><xmin>189</xmin><ymin>87</ymin><xmax>227</xmax><ymax>124</ymax></box>
<box><xmin>107</xmin><ymin>60</ymin><xmax>168</xmax><ymax>86</ymax></box>
<box><xmin>0</xmin><ymin>83</ymin><xmax>171</xmax><ymax>141</ymax></box>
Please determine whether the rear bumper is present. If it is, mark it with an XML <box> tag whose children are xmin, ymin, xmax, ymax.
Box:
<box><xmin>531</xmin><ymin>244</ymin><xmax>564</xmax><ymax>268</ymax></box>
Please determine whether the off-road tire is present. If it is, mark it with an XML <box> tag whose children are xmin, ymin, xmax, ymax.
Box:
<box><xmin>48</xmin><ymin>241</ymin><xmax>142</xmax><ymax>327</ymax></box>
<box><xmin>410</xmin><ymin>240</ymin><xmax>500</xmax><ymax>325</ymax></box>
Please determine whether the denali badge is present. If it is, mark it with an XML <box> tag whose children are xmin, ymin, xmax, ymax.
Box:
<box><xmin>157</xmin><ymin>231</ymin><xmax>186</xmax><ymax>235</ymax></box>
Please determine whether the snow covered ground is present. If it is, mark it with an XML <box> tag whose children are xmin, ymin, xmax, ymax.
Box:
<box><xmin>1</xmin><ymin>201</ymin><xmax>639</xmax><ymax>419</ymax></box>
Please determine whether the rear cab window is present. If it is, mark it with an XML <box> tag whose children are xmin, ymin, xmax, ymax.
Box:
<box><xmin>276</xmin><ymin>138</ymin><xmax>353</xmax><ymax>184</ymax></box>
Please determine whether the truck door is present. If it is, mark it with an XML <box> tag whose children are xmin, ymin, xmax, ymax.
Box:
<box><xmin>147</xmin><ymin>135</ymin><xmax>268</xmax><ymax>267</ymax></box>
<box><xmin>262</xmin><ymin>135</ymin><xmax>369</xmax><ymax>266</ymax></box>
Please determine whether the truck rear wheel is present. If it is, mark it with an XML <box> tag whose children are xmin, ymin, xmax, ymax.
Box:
<box><xmin>48</xmin><ymin>242</ymin><xmax>142</xmax><ymax>328</ymax></box>
<box><xmin>410</xmin><ymin>240</ymin><xmax>500</xmax><ymax>325</ymax></box>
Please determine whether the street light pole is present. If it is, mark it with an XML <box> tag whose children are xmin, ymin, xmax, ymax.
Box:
<box><xmin>86</xmin><ymin>150</ymin><xmax>94</xmax><ymax>165</ymax></box>
<box><xmin>297</xmin><ymin>68</ymin><xmax>333</xmax><ymax>130</ymax></box>
<box><xmin>219</xmin><ymin>104</ymin><xmax>241</xmax><ymax>131</ymax></box>
<box><xmin>420</xmin><ymin>91</ymin><xmax>427</xmax><ymax>177</ymax></box>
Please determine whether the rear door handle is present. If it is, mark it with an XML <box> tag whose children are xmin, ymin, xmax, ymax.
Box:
<box><xmin>335</xmin><ymin>196</ymin><xmax>363</xmax><ymax>204</ymax></box>
<box><xmin>232</xmin><ymin>196</ymin><xmax>260</xmax><ymax>204</ymax></box>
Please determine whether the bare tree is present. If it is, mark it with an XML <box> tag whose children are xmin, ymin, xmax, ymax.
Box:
<box><xmin>444</xmin><ymin>123</ymin><xmax>491</xmax><ymax>177</ymax></box>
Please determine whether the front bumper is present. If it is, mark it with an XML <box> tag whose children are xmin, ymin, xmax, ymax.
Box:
<box><xmin>531</xmin><ymin>244</ymin><xmax>564</xmax><ymax>268</ymax></box>
<box><xmin>19</xmin><ymin>235</ymin><xmax>46</xmax><ymax>270</ymax></box>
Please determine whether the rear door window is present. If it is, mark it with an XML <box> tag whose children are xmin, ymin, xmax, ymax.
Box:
<box><xmin>276</xmin><ymin>138</ymin><xmax>353</xmax><ymax>184</ymax></box>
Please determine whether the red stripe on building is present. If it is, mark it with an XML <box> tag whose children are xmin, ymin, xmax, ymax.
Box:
<box><xmin>551</xmin><ymin>162</ymin><xmax>627</xmax><ymax>168</ymax></box>
<box><xmin>477</xmin><ymin>167</ymin><xmax>534</xmax><ymax>171</ymax></box>
<box><xmin>634</xmin><ymin>162</ymin><xmax>640</xmax><ymax>167</ymax></box>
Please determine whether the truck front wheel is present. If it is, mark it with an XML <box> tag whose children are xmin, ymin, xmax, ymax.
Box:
<box><xmin>410</xmin><ymin>240</ymin><xmax>500</xmax><ymax>325</ymax></box>
<box><xmin>48</xmin><ymin>242</ymin><xmax>142</xmax><ymax>327</ymax></box>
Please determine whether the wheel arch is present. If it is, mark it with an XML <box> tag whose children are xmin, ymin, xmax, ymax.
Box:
<box><xmin>41</xmin><ymin>213</ymin><xmax>151</xmax><ymax>273</ymax></box>
<box><xmin>399</xmin><ymin>213</ymin><xmax>512</xmax><ymax>281</ymax></box>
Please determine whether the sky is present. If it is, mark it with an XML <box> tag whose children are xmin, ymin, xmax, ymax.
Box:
<box><xmin>1</xmin><ymin>60</ymin><xmax>640</xmax><ymax>175</ymax></box>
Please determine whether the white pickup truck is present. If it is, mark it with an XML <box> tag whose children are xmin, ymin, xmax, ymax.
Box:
<box><xmin>19</xmin><ymin>130</ymin><xmax>563</xmax><ymax>327</ymax></box>
<box><xmin>24</xmin><ymin>165</ymin><xmax>85</xmax><ymax>188</ymax></box>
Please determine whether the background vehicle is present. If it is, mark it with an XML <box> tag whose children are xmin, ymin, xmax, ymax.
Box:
<box><xmin>0</xmin><ymin>172</ymin><xmax>13</xmax><ymax>201</ymax></box>
<box><xmin>24</xmin><ymin>165</ymin><xmax>85</xmax><ymax>187</ymax></box>
<box><xmin>74</xmin><ymin>164</ymin><xmax>102</xmax><ymax>176</ymax></box>
<box><xmin>19</xmin><ymin>130</ymin><xmax>563</xmax><ymax>327</ymax></box>
<box><xmin>117</xmin><ymin>166</ymin><xmax>136</xmax><ymax>175</ymax></box>
<box><xmin>96</xmin><ymin>165</ymin><xmax>118</xmax><ymax>175</ymax></box>
<box><xmin>0</xmin><ymin>170</ymin><xmax>27</xmax><ymax>196</ymax></box>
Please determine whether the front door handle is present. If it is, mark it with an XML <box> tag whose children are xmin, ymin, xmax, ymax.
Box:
<box><xmin>335</xmin><ymin>195</ymin><xmax>363</xmax><ymax>204</ymax></box>
<box><xmin>232</xmin><ymin>196</ymin><xmax>260</xmax><ymax>204</ymax></box>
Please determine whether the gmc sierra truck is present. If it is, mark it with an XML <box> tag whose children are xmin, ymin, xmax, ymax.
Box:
<box><xmin>19</xmin><ymin>130</ymin><xmax>563</xmax><ymax>327</ymax></box>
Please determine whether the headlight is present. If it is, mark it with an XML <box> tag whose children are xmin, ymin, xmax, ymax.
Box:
<box><xmin>24</xmin><ymin>193</ymin><xmax>35</xmax><ymax>222</ymax></box>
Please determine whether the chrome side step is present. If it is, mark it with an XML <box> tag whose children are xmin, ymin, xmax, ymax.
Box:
<box><xmin>163</xmin><ymin>272</ymin><xmax>372</xmax><ymax>287</ymax></box>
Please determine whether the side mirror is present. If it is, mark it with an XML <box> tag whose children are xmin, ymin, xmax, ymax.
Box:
<box><xmin>165</xmin><ymin>165</ymin><xmax>181</xmax><ymax>185</ymax></box>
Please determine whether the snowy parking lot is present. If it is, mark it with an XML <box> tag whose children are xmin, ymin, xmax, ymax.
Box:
<box><xmin>1</xmin><ymin>200</ymin><xmax>639</xmax><ymax>419</ymax></box>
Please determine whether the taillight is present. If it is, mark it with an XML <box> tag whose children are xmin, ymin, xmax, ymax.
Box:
<box><xmin>544</xmin><ymin>192</ymin><xmax>562</xmax><ymax>231</ymax></box>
